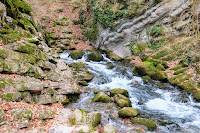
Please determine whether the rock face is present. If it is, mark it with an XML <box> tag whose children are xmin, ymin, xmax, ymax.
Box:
<box><xmin>93</xmin><ymin>0</ymin><xmax>200</xmax><ymax>57</ymax></box>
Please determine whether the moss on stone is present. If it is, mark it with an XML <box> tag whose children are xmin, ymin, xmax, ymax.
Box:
<box><xmin>69</xmin><ymin>50</ymin><xmax>85</xmax><ymax>60</ymax></box>
<box><xmin>173</xmin><ymin>68</ymin><xmax>187</xmax><ymax>75</ymax></box>
<box><xmin>78</xmin><ymin>81</ymin><xmax>88</xmax><ymax>86</ymax></box>
<box><xmin>130</xmin><ymin>117</ymin><xmax>156</xmax><ymax>131</ymax></box>
<box><xmin>16</xmin><ymin>43</ymin><xmax>36</xmax><ymax>54</ymax></box>
<box><xmin>110</xmin><ymin>88</ymin><xmax>129</xmax><ymax>97</ymax></box>
<box><xmin>114</xmin><ymin>94</ymin><xmax>132</xmax><ymax>108</ymax></box>
<box><xmin>156</xmin><ymin>64</ymin><xmax>165</xmax><ymax>71</ymax></box>
<box><xmin>118</xmin><ymin>107</ymin><xmax>139</xmax><ymax>118</ymax></box>
<box><xmin>146</xmin><ymin>58</ymin><xmax>168</xmax><ymax>68</ymax></box>
<box><xmin>142</xmin><ymin>76</ymin><xmax>152</xmax><ymax>84</ymax></box>
<box><xmin>170</xmin><ymin>66</ymin><xmax>181</xmax><ymax>71</ymax></box>
<box><xmin>168</xmin><ymin>73</ymin><xmax>186</xmax><ymax>83</ymax></box>
<box><xmin>152</xmin><ymin>71</ymin><xmax>168</xmax><ymax>81</ymax></box>
<box><xmin>193</xmin><ymin>90</ymin><xmax>200</xmax><ymax>102</ymax></box>
<box><xmin>88</xmin><ymin>51</ymin><xmax>103</xmax><ymax>62</ymax></box>
<box><xmin>107</xmin><ymin>62</ymin><xmax>114</xmax><ymax>69</ymax></box>
<box><xmin>178</xmin><ymin>80</ymin><xmax>196</xmax><ymax>91</ymax></box>
<box><xmin>153</xmin><ymin>48</ymin><xmax>171</xmax><ymax>59</ymax></box>
<box><xmin>93</xmin><ymin>92</ymin><xmax>111</xmax><ymax>103</ymax></box>
<box><xmin>69</xmin><ymin>62</ymin><xmax>86</xmax><ymax>71</ymax></box>
<box><xmin>0</xmin><ymin>29</ymin><xmax>20</xmax><ymax>44</ymax></box>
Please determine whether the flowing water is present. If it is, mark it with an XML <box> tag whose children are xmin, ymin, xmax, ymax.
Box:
<box><xmin>60</xmin><ymin>51</ymin><xmax>200</xmax><ymax>133</ymax></box>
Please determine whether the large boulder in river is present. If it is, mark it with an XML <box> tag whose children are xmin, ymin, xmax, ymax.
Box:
<box><xmin>110</xmin><ymin>88</ymin><xmax>129</xmax><ymax>97</ymax></box>
<box><xmin>114</xmin><ymin>94</ymin><xmax>132</xmax><ymax>108</ymax></box>
<box><xmin>130</xmin><ymin>117</ymin><xmax>156</xmax><ymax>131</ymax></box>
<box><xmin>93</xmin><ymin>92</ymin><xmax>111</xmax><ymax>103</ymax></box>
<box><xmin>193</xmin><ymin>90</ymin><xmax>200</xmax><ymax>102</ymax></box>
<box><xmin>118</xmin><ymin>107</ymin><xmax>139</xmax><ymax>118</ymax></box>
<box><xmin>69</xmin><ymin>50</ymin><xmax>84</xmax><ymax>60</ymax></box>
<box><xmin>88</xmin><ymin>51</ymin><xmax>103</xmax><ymax>62</ymax></box>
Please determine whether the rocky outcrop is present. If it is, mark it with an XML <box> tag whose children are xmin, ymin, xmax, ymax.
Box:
<box><xmin>94</xmin><ymin>0</ymin><xmax>200</xmax><ymax>57</ymax></box>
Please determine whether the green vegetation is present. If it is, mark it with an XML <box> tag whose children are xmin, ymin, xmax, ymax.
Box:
<box><xmin>173</xmin><ymin>68</ymin><xmax>187</xmax><ymax>75</ymax></box>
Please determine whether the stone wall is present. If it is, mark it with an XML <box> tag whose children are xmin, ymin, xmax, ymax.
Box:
<box><xmin>94</xmin><ymin>0</ymin><xmax>200</xmax><ymax>57</ymax></box>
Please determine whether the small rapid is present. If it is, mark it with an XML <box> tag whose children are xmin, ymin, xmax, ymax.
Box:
<box><xmin>60</xmin><ymin>51</ymin><xmax>200</xmax><ymax>133</ymax></box>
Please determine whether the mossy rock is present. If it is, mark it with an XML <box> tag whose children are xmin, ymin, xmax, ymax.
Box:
<box><xmin>110</xmin><ymin>88</ymin><xmax>129</xmax><ymax>97</ymax></box>
<box><xmin>142</xmin><ymin>76</ymin><xmax>152</xmax><ymax>84</ymax></box>
<box><xmin>0</xmin><ymin>29</ymin><xmax>20</xmax><ymax>44</ymax></box>
<box><xmin>168</xmin><ymin>73</ymin><xmax>186</xmax><ymax>83</ymax></box>
<box><xmin>14</xmin><ymin>43</ymin><xmax>36</xmax><ymax>54</ymax></box>
<box><xmin>37</xmin><ymin>110</ymin><xmax>55</xmax><ymax>120</ymax></box>
<box><xmin>130</xmin><ymin>117</ymin><xmax>156</xmax><ymax>131</ymax></box>
<box><xmin>78</xmin><ymin>81</ymin><xmax>88</xmax><ymax>86</ymax></box>
<box><xmin>107</xmin><ymin>51</ymin><xmax>122</xmax><ymax>61</ymax></box>
<box><xmin>86</xmin><ymin>112</ymin><xmax>101</xmax><ymax>127</ymax></box>
<box><xmin>152</xmin><ymin>71</ymin><xmax>168</xmax><ymax>81</ymax></box>
<box><xmin>93</xmin><ymin>92</ymin><xmax>111</xmax><ymax>103</ymax></box>
<box><xmin>114</xmin><ymin>94</ymin><xmax>132</xmax><ymax>108</ymax></box>
<box><xmin>88</xmin><ymin>51</ymin><xmax>103</xmax><ymax>62</ymax></box>
<box><xmin>170</xmin><ymin>66</ymin><xmax>181</xmax><ymax>71</ymax></box>
<box><xmin>193</xmin><ymin>90</ymin><xmax>200</xmax><ymax>102</ymax></box>
<box><xmin>173</xmin><ymin>68</ymin><xmax>187</xmax><ymax>75</ymax></box>
<box><xmin>107</xmin><ymin>62</ymin><xmax>114</xmax><ymax>69</ymax></box>
<box><xmin>156</xmin><ymin>64</ymin><xmax>165</xmax><ymax>71</ymax></box>
<box><xmin>3</xmin><ymin>92</ymin><xmax>21</xmax><ymax>102</ymax></box>
<box><xmin>68</xmin><ymin>62</ymin><xmax>86</xmax><ymax>71</ymax></box>
<box><xmin>178</xmin><ymin>80</ymin><xmax>196</xmax><ymax>91</ymax></box>
<box><xmin>118</xmin><ymin>107</ymin><xmax>139</xmax><ymax>118</ymax></box>
<box><xmin>133</xmin><ymin>61</ymin><xmax>158</xmax><ymax>76</ymax></box>
<box><xmin>69</xmin><ymin>50</ymin><xmax>85</xmax><ymax>60</ymax></box>
<box><xmin>93</xmin><ymin>90</ymin><xmax>100</xmax><ymax>94</ymax></box>
<box><xmin>153</xmin><ymin>48</ymin><xmax>171</xmax><ymax>59</ymax></box>
<box><xmin>146</xmin><ymin>58</ymin><xmax>168</xmax><ymax>68</ymax></box>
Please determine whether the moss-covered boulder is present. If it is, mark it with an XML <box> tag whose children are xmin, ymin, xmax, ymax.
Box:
<box><xmin>142</xmin><ymin>76</ymin><xmax>152</xmax><ymax>84</ymax></box>
<box><xmin>146</xmin><ymin>58</ymin><xmax>168</xmax><ymax>68</ymax></box>
<box><xmin>107</xmin><ymin>62</ymin><xmax>114</xmax><ymax>69</ymax></box>
<box><xmin>94</xmin><ymin>92</ymin><xmax>111</xmax><ymax>103</ymax></box>
<box><xmin>0</xmin><ymin>107</ymin><xmax>6</xmax><ymax>126</ymax></box>
<box><xmin>178</xmin><ymin>80</ymin><xmax>196</xmax><ymax>91</ymax></box>
<box><xmin>193</xmin><ymin>90</ymin><xmax>200</xmax><ymax>102</ymax></box>
<box><xmin>114</xmin><ymin>94</ymin><xmax>132</xmax><ymax>108</ymax></box>
<box><xmin>2</xmin><ymin>92</ymin><xmax>21</xmax><ymax>102</ymax></box>
<box><xmin>78</xmin><ymin>81</ymin><xmax>89</xmax><ymax>86</ymax></box>
<box><xmin>110</xmin><ymin>88</ymin><xmax>129</xmax><ymax>97</ymax></box>
<box><xmin>133</xmin><ymin>61</ymin><xmax>158</xmax><ymax>76</ymax></box>
<box><xmin>69</xmin><ymin>50</ymin><xmax>84</xmax><ymax>60</ymax></box>
<box><xmin>152</xmin><ymin>71</ymin><xmax>168</xmax><ymax>81</ymax></box>
<box><xmin>118</xmin><ymin>107</ymin><xmax>139</xmax><ymax>118</ymax></box>
<box><xmin>86</xmin><ymin>112</ymin><xmax>101</xmax><ymax>127</ymax></box>
<box><xmin>107</xmin><ymin>51</ymin><xmax>122</xmax><ymax>61</ymax></box>
<box><xmin>130</xmin><ymin>117</ymin><xmax>156</xmax><ymax>131</ymax></box>
<box><xmin>88</xmin><ymin>51</ymin><xmax>103</xmax><ymax>62</ymax></box>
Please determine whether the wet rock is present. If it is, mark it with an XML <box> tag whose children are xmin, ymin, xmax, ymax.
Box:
<box><xmin>110</xmin><ymin>88</ymin><xmax>129</xmax><ymax>97</ymax></box>
<box><xmin>36</xmin><ymin>110</ymin><xmax>55</xmax><ymax>120</ymax></box>
<box><xmin>88</xmin><ymin>51</ymin><xmax>103</xmax><ymax>62</ymax></box>
<box><xmin>93</xmin><ymin>92</ymin><xmax>111</xmax><ymax>103</ymax></box>
<box><xmin>142</xmin><ymin>76</ymin><xmax>152</xmax><ymax>84</ymax></box>
<box><xmin>114</xmin><ymin>94</ymin><xmax>132</xmax><ymax>108</ymax></box>
<box><xmin>193</xmin><ymin>90</ymin><xmax>200</xmax><ymax>102</ymax></box>
<box><xmin>0</xmin><ymin>107</ymin><xmax>6</xmax><ymax>125</ymax></box>
<box><xmin>11</xmin><ymin>108</ymin><xmax>33</xmax><ymax>129</ymax></box>
<box><xmin>69</xmin><ymin>50</ymin><xmax>85</xmax><ymax>60</ymax></box>
<box><xmin>103</xmin><ymin>124</ymin><xmax>116</xmax><ymax>133</ymax></box>
<box><xmin>130</xmin><ymin>117</ymin><xmax>156</xmax><ymax>131</ymax></box>
<box><xmin>118</xmin><ymin>107</ymin><xmax>139</xmax><ymax>118</ymax></box>
<box><xmin>178</xmin><ymin>80</ymin><xmax>196</xmax><ymax>91</ymax></box>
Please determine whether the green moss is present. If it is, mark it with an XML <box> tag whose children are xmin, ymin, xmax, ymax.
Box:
<box><xmin>110</xmin><ymin>88</ymin><xmax>129</xmax><ymax>97</ymax></box>
<box><xmin>152</xmin><ymin>71</ymin><xmax>168</xmax><ymax>81</ymax></box>
<box><xmin>134</xmin><ymin>61</ymin><xmax>158</xmax><ymax>76</ymax></box>
<box><xmin>170</xmin><ymin>66</ymin><xmax>181</xmax><ymax>71</ymax></box>
<box><xmin>193</xmin><ymin>90</ymin><xmax>200</xmax><ymax>102</ymax></box>
<box><xmin>142</xmin><ymin>76</ymin><xmax>152</xmax><ymax>84</ymax></box>
<box><xmin>118</xmin><ymin>107</ymin><xmax>139</xmax><ymax>118</ymax></box>
<box><xmin>156</xmin><ymin>64</ymin><xmax>165</xmax><ymax>71</ymax></box>
<box><xmin>178</xmin><ymin>80</ymin><xmax>196</xmax><ymax>91</ymax></box>
<box><xmin>69</xmin><ymin>50</ymin><xmax>85</xmax><ymax>60</ymax></box>
<box><xmin>185</xmin><ymin>75</ymin><xmax>193</xmax><ymax>80</ymax></box>
<box><xmin>153</xmin><ymin>49</ymin><xmax>171</xmax><ymax>59</ymax></box>
<box><xmin>146</xmin><ymin>58</ymin><xmax>168</xmax><ymax>68</ymax></box>
<box><xmin>173</xmin><ymin>68</ymin><xmax>187</xmax><ymax>75</ymax></box>
<box><xmin>0</xmin><ymin>29</ymin><xmax>20</xmax><ymax>44</ymax></box>
<box><xmin>88</xmin><ymin>51</ymin><xmax>103</xmax><ymax>62</ymax></box>
<box><xmin>69</xmin><ymin>62</ymin><xmax>86</xmax><ymax>72</ymax></box>
<box><xmin>93</xmin><ymin>90</ymin><xmax>100</xmax><ymax>94</ymax></box>
<box><xmin>161</xmin><ymin>55</ymin><xmax>175</xmax><ymax>61</ymax></box>
<box><xmin>93</xmin><ymin>92</ymin><xmax>111</xmax><ymax>103</ymax></box>
<box><xmin>114</xmin><ymin>94</ymin><xmax>132</xmax><ymax>108</ymax></box>
<box><xmin>168</xmin><ymin>73</ymin><xmax>186</xmax><ymax>83</ymax></box>
<box><xmin>131</xmin><ymin>117</ymin><xmax>156</xmax><ymax>131</ymax></box>
<box><xmin>16</xmin><ymin>43</ymin><xmax>36</xmax><ymax>54</ymax></box>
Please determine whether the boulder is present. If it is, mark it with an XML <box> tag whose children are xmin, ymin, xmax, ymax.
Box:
<box><xmin>118</xmin><ymin>107</ymin><xmax>139</xmax><ymax>118</ymax></box>
<box><xmin>88</xmin><ymin>52</ymin><xmax>103</xmax><ymax>62</ymax></box>
<box><xmin>142</xmin><ymin>76</ymin><xmax>152</xmax><ymax>84</ymax></box>
<box><xmin>103</xmin><ymin>124</ymin><xmax>116</xmax><ymax>133</ymax></box>
<box><xmin>86</xmin><ymin>112</ymin><xmax>101</xmax><ymax>127</ymax></box>
<box><xmin>78</xmin><ymin>81</ymin><xmax>89</xmax><ymax>86</ymax></box>
<box><xmin>34</xmin><ymin>94</ymin><xmax>52</xmax><ymax>104</ymax></box>
<box><xmin>93</xmin><ymin>92</ymin><xmax>111</xmax><ymax>103</ymax></box>
<box><xmin>110</xmin><ymin>88</ymin><xmax>129</xmax><ymax>97</ymax></box>
<box><xmin>70</xmin><ymin>109</ymin><xmax>86</xmax><ymax>125</ymax></box>
<box><xmin>152</xmin><ymin>71</ymin><xmax>168</xmax><ymax>81</ymax></box>
<box><xmin>130</xmin><ymin>117</ymin><xmax>156</xmax><ymax>131</ymax></box>
<box><xmin>2</xmin><ymin>92</ymin><xmax>21</xmax><ymax>102</ymax></box>
<box><xmin>69</xmin><ymin>50</ymin><xmax>84</xmax><ymax>60</ymax></box>
<box><xmin>114</xmin><ymin>94</ymin><xmax>132</xmax><ymax>108</ymax></box>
